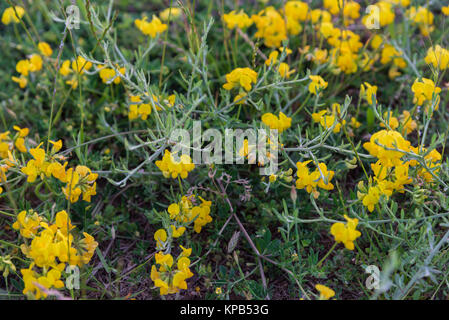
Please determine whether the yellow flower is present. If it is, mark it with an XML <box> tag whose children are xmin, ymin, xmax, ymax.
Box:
<box><xmin>399</xmin><ymin>111</ymin><xmax>417</xmax><ymax>135</ymax></box>
<box><xmin>278</xmin><ymin>62</ymin><xmax>295</xmax><ymax>78</ymax></box>
<box><xmin>54</xmin><ymin>210</ymin><xmax>74</xmax><ymax>235</ymax></box>
<box><xmin>312</xmin><ymin>48</ymin><xmax>328</xmax><ymax>64</ymax></box>
<box><xmin>380</xmin><ymin>111</ymin><xmax>399</xmax><ymax>130</ymax></box>
<box><xmin>13</xmin><ymin>126</ymin><xmax>29</xmax><ymax>138</ymax></box>
<box><xmin>180</xmin><ymin>245</ymin><xmax>192</xmax><ymax>257</ymax></box>
<box><xmin>16</xmin><ymin>59</ymin><xmax>32</xmax><ymax>76</ymax></box>
<box><xmin>59</xmin><ymin>60</ymin><xmax>72</xmax><ymax>76</ymax></box>
<box><xmin>411</xmin><ymin>78</ymin><xmax>441</xmax><ymax>108</ymax></box>
<box><xmin>350</xmin><ymin>117</ymin><xmax>361</xmax><ymax>129</ymax></box>
<box><xmin>168</xmin><ymin>203</ymin><xmax>180</xmax><ymax>218</ymax></box>
<box><xmin>360</xmin><ymin>82</ymin><xmax>377</xmax><ymax>105</ymax></box>
<box><xmin>424</xmin><ymin>45</ymin><xmax>449</xmax><ymax>70</ymax></box>
<box><xmin>252</xmin><ymin>7</ymin><xmax>287</xmax><ymax>47</ymax></box>
<box><xmin>316</xmin><ymin>163</ymin><xmax>335</xmax><ymax>190</ymax></box>
<box><xmin>363</xmin><ymin>1</ymin><xmax>395</xmax><ymax>27</ymax></box>
<box><xmin>12</xmin><ymin>210</ymin><xmax>42</xmax><ymax>238</ymax></box>
<box><xmin>159</xmin><ymin>7</ymin><xmax>182</xmax><ymax>21</ymax></box>
<box><xmin>29</xmin><ymin>54</ymin><xmax>43</xmax><ymax>72</ymax></box>
<box><xmin>330</xmin><ymin>215</ymin><xmax>361</xmax><ymax>250</ymax></box>
<box><xmin>233</xmin><ymin>92</ymin><xmax>247</xmax><ymax>105</ymax></box>
<box><xmin>72</xmin><ymin>56</ymin><xmax>93</xmax><ymax>74</ymax></box>
<box><xmin>2</xmin><ymin>6</ymin><xmax>25</xmax><ymax>25</ymax></box>
<box><xmin>135</xmin><ymin>15</ymin><xmax>168</xmax><ymax>38</ymax></box>
<box><xmin>155</xmin><ymin>150</ymin><xmax>195</xmax><ymax>179</ymax></box>
<box><xmin>381</xmin><ymin>44</ymin><xmax>405</xmax><ymax>67</ymax></box>
<box><xmin>151</xmin><ymin>253</ymin><xmax>194</xmax><ymax>295</ymax></box>
<box><xmin>99</xmin><ymin>65</ymin><xmax>125</xmax><ymax>84</ymax></box>
<box><xmin>21</xmin><ymin>265</ymin><xmax>65</xmax><ymax>300</ymax></box>
<box><xmin>392</xmin><ymin>162</ymin><xmax>412</xmax><ymax>192</ymax></box>
<box><xmin>363</xmin><ymin>130</ymin><xmax>411</xmax><ymax>167</ymax></box>
<box><xmin>370</xmin><ymin>35</ymin><xmax>383</xmax><ymax>50</ymax></box>
<box><xmin>79</xmin><ymin>232</ymin><xmax>98</xmax><ymax>265</ymax></box>
<box><xmin>49</xmin><ymin>139</ymin><xmax>63</xmax><ymax>153</ymax></box>
<box><xmin>407</xmin><ymin>6</ymin><xmax>434</xmax><ymax>36</ymax></box>
<box><xmin>66</xmin><ymin>79</ymin><xmax>78</xmax><ymax>89</ymax></box>
<box><xmin>62</xmin><ymin>165</ymin><xmax>98</xmax><ymax>203</ymax></box>
<box><xmin>11</xmin><ymin>76</ymin><xmax>27</xmax><ymax>88</ymax></box>
<box><xmin>312</xmin><ymin>108</ymin><xmax>345</xmax><ymax>133</ymax></box>
<box><xmin>315</xmin><ymin>284</ymin><xmax>335</xmax><ymax>300</ymax></box>
<box><xmin>261</xmin><ymin>112</ymin><xmax>292</xmax><ymax>133</ymax></box>
<box><xmin>443</xmin><ymin>6</ymin><xmax>449</xmax><ymax>16</ymax></box>
<box><xmin>154</xmin><ymin>229</ymin><xmax>167</xmax><ymax>250</ymax></box>
<box><xmin>15</xmin><ymin>138</ymin><xmax>26</xmax><ymax>152</ymax></box>
<box><xmin>296</xmin><ymin>160</ymin><xmax>321</xmax><ymax>198</ymax></box>
<box><xmin>38</xmin><ymin>42</ymin><xmax>53</xmax><ymax>57</ymax></box>
<box><xmin>171</xmin><ymin>225</ymin><xmax>186</xmax><ymax>238</ymax></box>
<box><xmin>223</xmin><ymin>67</ymin><xmax>258</xmax><ymax>92</ymax></box>
<box><xmin>223</xmin><ymin>10</ymin><xmax>253</xmax><ymax>30</ymax></box>
<box><xmin>360</xmin><ymin>184</ymin><xmax>382</xmax><ymax>212</ymax></box>
<box><xmin>308</xmin><ymin>75</ymin><xmax>328</xmax><ymax>95</ymax></box>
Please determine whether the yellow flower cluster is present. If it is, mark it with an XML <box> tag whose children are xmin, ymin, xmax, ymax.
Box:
<box><xmin>425</xmin><ymin>45</ymin><xmax>449</xmax><ymax>70</ymax></box>
<box><xmin>265</xmin><ymin>48</ymin><xmax>295</xmax><ymax>78</ymax></box>
<box><xmin>159</xmin><ymin>7</ymin><xmax>182</xmax><ymax>22</ymax></box>
<box><xmin>380</xmin><ymin>111</ymin><xmax>417</xmax><ymax>136</ymax></box>
<box><xmin>377</xmin><ymin>42</ymin><xmax>407</xmax><ymax>73</ymax></box>
<box><xmin>361</xmin><ymin>122</ymin><xmax>442</xmax><ymax>212</ymax></box>
<box><xmin>358</xmin><ymin>160</ymin><xmax>412</xmax><ymax>212</ymax></box>
<box><xmin>223</xmin><ymin>10</ymin><xmax>253</xmax><ymax>30</ymax></box>
<box><xmin>411</xmin><ymin>78</ymin><xmax>441</xmax><ymax>111</ymax></box>
<box><xmin>135</xmin><ymin>15</ymin><xmax>168</xmax><ymax>38</ymax></box>
<box><xmin>62</xmin><ymin>165</ymin><xmax>98</xmax><ymax>203</ymax></box>
<box><xmin>295</xmin><ymin>160</ymin><xmax>334</xmax><ymax>198</ymax></box>
<box><xmin>12</xmin><ymin>54</ymin><xmax>43</xmax><ymax>89</ymax></box>
<box><xmin>407</xmin><ymin>6</ymin><xmax>434</xmax><ymax>36</ymax></box>
<box><xmin>1</xmin><ymin>6</ymin><xmax>25</xmax><ymax>25</ymax></box>
<box><xmin>59</xmin><ymin>56</ymin><xmax>93</xmax><ymax>89</ymax></box>
<box><xmin>312</xmin><ymin>103</ymin><xmax>345</xmax><ymax>133</ymax></box>
<box><xmin>223</xmin><ymin>67</ymin><xmax>258</xmax><ymax>104</ymax></box>
<box><xmin>0</xmin><ymin>128</ymin><xmax>31</xmax><ymax>195</ymax></box>
<box><xmin>168</xmin><ymin>195</ymin><xmax>213</xmax><ymax>233</ymax></box>
<box><xmin>18</xmin><ymin>139</ymin><xmax>98</xmax><ymax>203</ymax></box>
<box><xmin>251</xmin><ymin>2</ymin><xmax>310</xmax><ymax>47</ymax></box>
<box><xmin>151</xmin><ymin>251</ymin><xmax>193</xmax><ymax>295</ymax></box>
<box><xmin>261</xmin><ymin>112</ymin><xmax>292</xmax><ymax>133</ymax></box>
<box><xmin>362</xmin><ymin>1</ymin><xmax>396</xmax><ymax>28</ymax></box>
<box><xmin>324</xmin><ymin>0</ymin><xmax>361</xmax><ymax>25</ymax></box>
<box><xmin>155</xmin><ymin>150</ymin><xmax>195</xmax><ymax>179</ymax></box>
<box><xmin>330</xmin><ymin>215</ymin><xmax>361</xmax><ymax>250</ymax></box>
<box><xmin>319</xmin><ymin>22</ymin><xmax>363</xmax><ymax>74</ymax></box>
<box><xmin>315</xmin><ymin>284</ymin><xmax>335</xmax><ymax>300</ymax></box>
<box><xmin>363</xmin><ymin>130</ymin><xmax>411</xmax><ymax>168</ymax></box>
<box><xmin>308</xmin><ymin>75</ymin><xmax>328</xmax><ymax>95</ymax></box>
<box><xmin>38</xmin><ymin>42</ymin><xmax>53</xmax><ymax>57</ymax></box>
<box><xmin>223</xmin><ymin>68</ymin><xmax>257</xmax><ymax>91</ymax></box>
<box><xmin>128</xmin><ymin>93</ymin><xmax>175</xmax><ymax>120</ymax></box>
<box><xmin>410</xmin><ymin>147</ymin><xmax>442</xmax><ymax>183</ymax></box>
<box><xmin>238</xmin><ymin>138</ymin><xmax>279</xmax><ymax>167</ymax></box>
<box><xmin>443</xmin><ymin>6</ymin><xmax>449</xmax><ymax>16</ymax></box>
<box><xmin>251</xmin><ymin>7</ymin><xmax>288</xmax><ymax>48</ymax></box>
<box><xmin>360</xmin><ymin>82</ymin><xmax>378</xmax><ymax>105</ymax></box>
<box><xmin>0</xmin><ymin>126</ymin><xmax>29</xmax><ymax>158</ymax></box>
<box><xmin>13</xmin><ymin>210</ymin><xmax>98</xmax><ymax>299</ymax></box>
<box><xmin>150</xmin><ymin>195</ymin><xmax>212</xmax><ymax>295</ymax></box>
<box><xmin>98</xmin><ymin>64</ymin><xmax>125</xmax><ymax>84</ymax></box>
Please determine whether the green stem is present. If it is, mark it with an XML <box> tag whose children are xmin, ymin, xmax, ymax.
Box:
<box><xmin>317</xmin><ymin>242</ymin><xmax>337</xmax><ymax>268</ymax></box>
